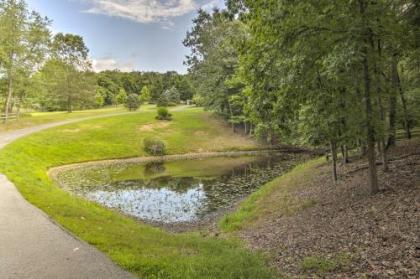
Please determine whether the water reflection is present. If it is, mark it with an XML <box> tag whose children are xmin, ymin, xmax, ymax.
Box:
<box><xmin>56</xmin><ymin>154</ymin><xmax>304</xmax><ymax>224</ymax></box>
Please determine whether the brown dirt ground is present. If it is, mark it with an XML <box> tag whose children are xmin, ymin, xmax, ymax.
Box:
<box><xmin>239</xmin><ymin>138</ymin><xmax>420</xmax><ymax>278</ymax></box>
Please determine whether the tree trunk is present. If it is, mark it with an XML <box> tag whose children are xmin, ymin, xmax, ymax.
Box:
<box><xmin>3</xmin><ymin>75</ymin><xmax>13</xmax><ymax>124</ymax></box>
<box><xmin>387</xmin><ymin>55</ymin><xmax>398</xmax><ymax>148</ymax></box>
<box><xmin>330</xmin><ymin>140</ymin><xmax>338</xmax><ymax>182</ymax></box>
<box><xmin>358</xmin><ymin>0</ymin><xmax>379</xmax><ymax>193</ymax></box>
<box><xmin>16</xmin><ymin>98</ymin><xmax>21</xmax><ymax>120</ymax></box>
<box><xmin>341</xmin><ymin>145</ymin><xmax>349</xmax><ymax>164</ymax></box>
<box><xmin>378</xmin><ymin>139</ymin><xmax>389</xmax><ymax>172</ymax></box>
<box><xmin>67</xmin><ymin>95</ymin><xmax>72</xmax><ymax>113</ymax></box>
<box><xmin>374</xmin><ymin>38</ymin><xmax>389</xmax><ymax>172</ymax></box>
<box><xmin>397</xmin><ymin>70</ymin><xmax>411</xmax><ymax>139</ymax></box>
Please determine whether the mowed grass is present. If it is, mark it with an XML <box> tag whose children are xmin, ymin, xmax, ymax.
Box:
<box><xmin>0</xmin><ymin>105</ymin><xmax>157</xmax><ymax>132</ymax></box>
<box><xmin>0</xmin><ymin>107</ymin><xmax>274</xmax><ymax>279</ymax></box>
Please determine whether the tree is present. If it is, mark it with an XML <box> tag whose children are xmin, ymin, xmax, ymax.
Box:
<box><xmin>0</xmin><ymin>0</ymin><xmax>50</xmax><ymax>122</ymax></box>
<box><xmin>139</xmin><ymin>86</ymin><xmax>151</xmax><ymax>103</ymax></box>
<box><xmin>125</xmin><ymin>94</ymin><xmax>140</xmax><ymax>111</ymax></box>
<box><xmin>94</xmin><ymin>86</ymin><xmax>105</xmax><ymax>107</ymax></box>
<box><xmin>184</xmin><ymin>0</ymin><xmax>419</xmax><ymax>193</ymax></box>
<box><xmin>184</xmin><ymin>9</ymin><xmax>249</xmax><ymax>130</ymax></box>
<box><xmin>39</xmin><ymin>59</ymin><xmax>96</xmax><ymax>111</ymax></box>
<box><xmin>116</xmin><ymin>88</ymin><xmax>127</xmax><ymax>106</ymax></box>
<box><xmin>49</xmin><ymin>33</ymin><xmax>93</xmax><ymax>112</ymax></box>
<box><xmin>157</xmin><ymin>86</ymin><xmax>180</xmax><ymax>106</ymax></box>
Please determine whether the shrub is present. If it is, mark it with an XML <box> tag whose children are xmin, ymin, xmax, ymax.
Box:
<box><xmin>143</xmin><ymin>137</ymin><xmax>166</xmax><ymax>156</ymax></box>
<box><xmin>156</xmin><ymin>107</ymin><xmax>172</xmax><ymax>121</ymax></box>
<box><xmin>157</xmin><ymin>87</ymin><xmax>180</xmax><ymax>107</ymax></box>
<box><xmin>125</xmin><ymin>94</ymin><xmax>141</xmax><ymax>111</ymax></box>
<box><xmin>192</xmin><ymin>94</ymin><xmax>205</xmax><ymax>107</ymax></box>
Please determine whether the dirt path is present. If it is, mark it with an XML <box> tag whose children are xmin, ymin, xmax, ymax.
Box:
<box><xmin>0</xmin><ymin>114</ymin><xmax>135</xmax><ymax>279</ymax></box>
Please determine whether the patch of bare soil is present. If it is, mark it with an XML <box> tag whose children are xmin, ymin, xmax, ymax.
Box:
<box><xmin>139</xmin><ymin>122</ymin><xmax>171</xmax><ymax>132</ymax></box>
<box><xmin>240</xmin><ymin>139</ymin><xmax>420</xmax><ymax>278</ymax></box>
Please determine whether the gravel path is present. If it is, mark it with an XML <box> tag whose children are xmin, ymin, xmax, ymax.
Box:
<box><xmin>0</xmin><ymin>114</ymin><xmax>135</xmax><ymax>279</ymax></box>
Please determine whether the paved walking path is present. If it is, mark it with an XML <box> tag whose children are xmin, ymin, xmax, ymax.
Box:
<box><xmin>0</xmin><ymin>114</ymin><xmax>135</xmax><ymax>279</ymax></box>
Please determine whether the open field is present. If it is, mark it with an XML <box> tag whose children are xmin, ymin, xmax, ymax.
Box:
<box><xmin>0</xmin><ymin>107</ymin><xmax>274</xmax><ymax>279</ymax></box>
<box><xmin>0</xmin><ymin>105</ymin><xmax>161</xmax><ymax>132</ymax></box>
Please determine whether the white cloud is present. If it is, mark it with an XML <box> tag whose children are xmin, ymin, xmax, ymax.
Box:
<box><xmin>201</xmin><ymin>0</ymin><xmax>224</xmax><ymax>12</ymax></box>
<box><xmin>81</xmin><ymin>0</ymin><xmax>198</xmax><ymax>24</ymax></box>
<box><xmin>92</xmin><ymin>57</ymin><xmax>134</xmax><ymax>72</ymax></box>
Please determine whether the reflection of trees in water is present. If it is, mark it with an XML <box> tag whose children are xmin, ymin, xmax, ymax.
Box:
<box><xmin>198</xmin><ymin>155</ymin><xmax>298</xmax><ymax>216</ymax></box>
<box><xmin>65</xmin><ymin>153</ymin><xmax>303</xmax><ymax>222</ymax></box>
<box><xmin>143</xmin><ymin>162</ymin><xmax>166</xmax><ymax>177</ymax></box>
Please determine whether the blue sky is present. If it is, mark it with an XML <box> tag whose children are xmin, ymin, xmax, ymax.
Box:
<box><xmin>26</xmin><ymin>0</ymin><xmax>224</xmax><ymax>73</ymax></box>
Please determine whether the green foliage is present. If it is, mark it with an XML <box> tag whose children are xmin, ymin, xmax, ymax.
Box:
<box><xmin>139</xmin><ymin>86</ymin><xmax>151</xmax><ymax>103</ymax></box>
<box><xmin>157</xmin><ymin>86</ymin><xmax>180</xmax><ymax>107</ymax></box>
<box><xmin>185</xmin><ymin>0</ymin><xmax>420</xmax><ymax>192</ymax></box>
<box><xmin>116</xmin><ymin>88</ymin><xmax>127</xmax><ymax>105</ymax></box>
<box><xmin>192</xmin><ymin>94</ymin><xmax>205</xmax><ymax>106</ymax></box>
<box><xmin>125</xmin><ymin>94</ymin><xmax>140</xmax><ymax>111</ymax></box>
<box><xmin>0</xmin><ymin>0</ymin><xmax>50</xmax><ymax>119</ymax></box>
<box><xmin>184</xmin><ymin>10</ymin><xmax>248</xmax><ymax>124</ymax></box>
<box><xmin>95</xmin><ymin>71</ymin><xmax>195</xmax><ymax>107</ymax></box>
<box><xmin>143</xmin><ymin>137</ymin><xmax>166</xmax><ymax>156</ymax></box>
<box><xmin>156</xmin><ymin>107</ymin><xmax>172</xmax><ymax>121</ymax></box>
<box><xmin>38</xmin><ymin>59</ymin><xmax>96</xmax><ymax>112</ymax></box>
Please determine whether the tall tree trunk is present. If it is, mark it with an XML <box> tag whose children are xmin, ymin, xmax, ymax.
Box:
<box><xmin>374</xmin><ymin>40</ymin><xmax>389</xmax><ymax>172</ymax></box>
<box><xmin>387</xmin><ymin>55</ymin><xmax>398</xmax><ymax>148</ymax></box>
<box><xmin>341</xmin><ymin>145</ymin><xmax>349</xmax><ymax>164</ymax></box>
<box><xmin>67</xmin><ymin>95</ymin><xmax>72</xmax><ymax>113</ymax></box>
<box><xmin>66</xmin><ymin>73</ymin><xmax>72</xmax><ymax>113</ymax></box>
<box><xmin>16</xmin><ymin>98</ymin><xmax>21</xmax><ymax>120</ymax></box>
<box><xmin>359</xmin><ymin>0</ymin><xmax>379</xmax><ymax>193</ymax></box>
<box><xmin>3</xmin><ymin>75</ymin><xmax>13</xmax><ymax>124</ymax></box>
<box><xmin>362</xmin><ymin>54</ymin><xmax>379</xmax><ymax>193</ymax></box>
<box><xmin>397</xmin><ymin>70</ymin><xmax>411</xmax><ymax>139</ymax></box>
<box><xmin>330</xmin><ymin>140</ymin><xmax>338</xmax><ymax>183</ymax></box>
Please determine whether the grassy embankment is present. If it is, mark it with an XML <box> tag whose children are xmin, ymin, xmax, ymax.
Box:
<box><xmin>220</xmin><ymin>158</ymin><xmax>323</xmax><ymax>232</ymax></box>
<box><xmin>0</xmin><ymin>106</ymin><xmax>275</xmax><ymax>279</ymax></box>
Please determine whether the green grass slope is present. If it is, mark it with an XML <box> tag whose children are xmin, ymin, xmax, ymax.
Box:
<box><xmin>0</xmin><ymin>107</ymin><xmax>273</xmax><ymax>279</ymax></box>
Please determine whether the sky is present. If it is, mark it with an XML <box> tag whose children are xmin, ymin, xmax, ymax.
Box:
<box><xmin>26</xmin><ymin>0</ymin><xmax>225</xmax><ymax>74</ymax></box>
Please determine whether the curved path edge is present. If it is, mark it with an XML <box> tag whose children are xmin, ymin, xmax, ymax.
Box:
<box><xmin>0</xmin><ymin>113</ymin><xmax>136</xmax><ymax>279</ymax></box>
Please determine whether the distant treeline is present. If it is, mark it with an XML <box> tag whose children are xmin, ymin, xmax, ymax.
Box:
<box><xmin>0</xmin><ymin>0</ymin><xmax>195</xmax><ymax>117</ymax></box>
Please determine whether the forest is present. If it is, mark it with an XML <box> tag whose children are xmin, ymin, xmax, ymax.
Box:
<box><xmin>184</xmin><ymin>0</ymin><xmax>420</xmax><ymax>193</ymax></box>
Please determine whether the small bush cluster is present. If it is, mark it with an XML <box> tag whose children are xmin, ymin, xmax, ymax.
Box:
<box><xmin>143</xmin><ymin>137</ymin><xmax>166</xmax><ymax>156</ymax></box>
<box><xmin>155</xmin><ymin>107</ymin><xmax>172</xmax><ymax>121</ymax></box>
<box><xmin>125</xmin><ymin>94</ymin><xmax>141</xmax><ymax>111</ymax></box>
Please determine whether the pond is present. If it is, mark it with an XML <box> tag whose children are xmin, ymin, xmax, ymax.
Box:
<box><xmin>54</xmin><ymin>153</ymin><xmax>307</xmax><ymax>226</ymax></box>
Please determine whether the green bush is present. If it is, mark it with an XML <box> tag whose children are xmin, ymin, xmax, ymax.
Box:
<box><xmin>125</xmin><ymin>94</ymin><xmax>141</xmax><ymax>111</ymax></box>
<box><xmin>157</xmin><ymin>87</ymin><xmax>180</xmax><ymax>107</ymax></box>
<box><xmin>156</xmin><ymin>107</ymin><xmax>172</xmax><ymax>121</ymax></box>
<box><xmin>143</xmin><ymin>137</ymin><xmax>166</xmax><ymax>156</ymax></box>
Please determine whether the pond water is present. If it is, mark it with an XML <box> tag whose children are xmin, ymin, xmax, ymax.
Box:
<box><xmin>55</xmin><ymin>153</ymin><xmax>305</xmax><ymax>225</ymax></box>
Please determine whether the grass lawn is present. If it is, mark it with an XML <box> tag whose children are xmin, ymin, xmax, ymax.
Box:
<box><xmin>0</xmin><ymin>106</ymin><xmax>274</xmax><ymax>279</ymax></box>
<box><xmin>0</xmin><ymin>105</ymin><xmax>156</xmax><ymax>132</ymax></box>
